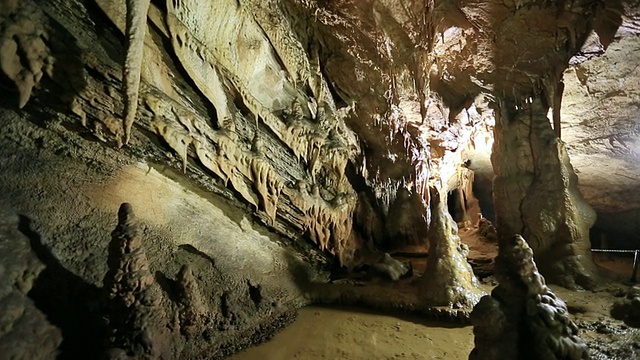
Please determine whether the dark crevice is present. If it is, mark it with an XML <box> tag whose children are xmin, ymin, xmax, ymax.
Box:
<box><xmin>247</xmin><ymin>280</ymin><xmax>263</xmax><ymax>307</ymax></box>
<box><xmin>18</xmin><ymin>215</ymin><xmax>106</xmax><ymax>360</ymax></box>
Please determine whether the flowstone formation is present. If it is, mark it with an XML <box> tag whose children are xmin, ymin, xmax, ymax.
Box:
<box><xmin>469</xmin><ymin>234</ymin><xmax>589</xmax><ymax>360</ymax></box>
<box><xmin>103</xmin><ymin>203</ymin><xmax>174</xmax><ymax>359</ymax></box>
<box><xmin>491</xmin><ymin>98</ymin><xmax>599</xmax><ymax>289</ymax></box>
<box><xmin>420</xmin><ymin>189</ymin><xmax>485</xmax><ymax>310</ymax></box>
<box><xmin>0</xmin><ymin>209</ymin><xmax>62</xmax><ymax>360</ymax></box>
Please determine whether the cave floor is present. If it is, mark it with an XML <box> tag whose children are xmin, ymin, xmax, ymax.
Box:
<box><xmin>231</xmin><ymin>280</ymin><xmax>640</xmax><ymax>360</ymax></box>
<box><xmin>231</xmin><ymin>243</ymin><xmax>640</xmax><ymax>360</ymax></box>
<box><xmin>230</xmin><ymin>305</ymin><xmax>474</xmax><ymax>360</ymax></box>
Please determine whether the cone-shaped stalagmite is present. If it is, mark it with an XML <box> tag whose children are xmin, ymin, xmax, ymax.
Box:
<box><xmin>176</xmin><ymin>264</ymin><xmax>209</xmax><ymax>338</ymax></box>
<box><xmin>103</xmin><ymin>203</ymin><xmax>172</xmax><ymax>359</ymax></box>
<box><xmin>420</xmin><ymin>188</ymin><xmax>485</xmax><ymax>310</ymax></box>
<box><xmin>491</xmin><ymin>97</ymin><xmax>599</xmax><ymax>289</ymax></box>
<box><xmin>469</xmin><ymin>234</ymin><xmax>589</xmax><ymax>360</ymax></box>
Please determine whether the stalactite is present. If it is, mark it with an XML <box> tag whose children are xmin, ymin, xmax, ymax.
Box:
<box><xmin>0</xmin><ymin>0</ymin><xmax>51</xmax><ymax>109</ymax></box>
<box><xmin>122</xmin><ymin>0</ymin><xmax>151</xmax><ymax>145</ymax></box>
<box><xmin>154</xmin><ymin>122</ymin><xmax>192</xmax><ymax>173</ymax></box>
<box><xmin>251</xmin><ymin>134</ymin><xmax>284</xmax><ymax>224</ymax></box>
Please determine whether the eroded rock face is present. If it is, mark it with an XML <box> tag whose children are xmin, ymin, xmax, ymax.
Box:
<box><xmin>470</xmin><ymin>234</ymin><xmax>589</xmax><ymax>360</ymax></box>
<box><xmin>0</xmin><ymin>208</ymin><xmax>61</xmax><ymax>360</ymax></box>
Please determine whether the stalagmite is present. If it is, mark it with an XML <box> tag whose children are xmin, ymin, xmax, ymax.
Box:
<box><xmin>176</xmin><ymin>264</ymin><xmax>210</xmax><ymax>338</ymax></box>
<box><xmin>0</xmin><ymin>209</ymin><xmax>62</xmax><ymax>360</ymax></box>
<box><xmin>469</xmin><ymin>235</ymin><xmax>589</xmax><ymax>360</ymax></box>
<box><xmin>420</xmin><ymin>189</ymin><xmax>485</xmax><ymax>310</ymax></box>
<box><xmin>103</xmin><ymin>203</ymin><xmax>172</xmax><ymax>359</ymax></box>
<box><xmin>122</xmin><ymin>0</ymin><xmax>151</xmax><ymax>145</ymax></box>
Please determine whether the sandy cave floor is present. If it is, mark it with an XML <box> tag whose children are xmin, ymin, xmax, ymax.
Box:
<box><xmin>231</xmin><ymin>239</ymin><xmax>640</xmax><ymax>360</ymax></box>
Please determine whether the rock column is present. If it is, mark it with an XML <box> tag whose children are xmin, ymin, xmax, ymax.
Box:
<box><xmin>491</xmin><ymin>97</ymin><xmax>598</xmax><ymax>289</ymax></box>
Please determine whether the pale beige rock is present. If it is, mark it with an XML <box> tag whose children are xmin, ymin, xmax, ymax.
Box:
<box><xmin>420</xmin><ymin>189</ymin><xmax>485</xmax><ymax>309</ymax></box>
<box><xmin>491</xmin><ymin>97</ymin><xmax>599</xmax><ymax>289</ymax></box>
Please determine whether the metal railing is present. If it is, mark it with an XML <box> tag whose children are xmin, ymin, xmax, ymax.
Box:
<box><xmin>591</xmin><ymin>249</ymin><xmax>639</xmax><ymax>283</ymax></box>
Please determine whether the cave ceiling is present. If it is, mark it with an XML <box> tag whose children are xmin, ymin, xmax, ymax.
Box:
<box><xmin>1</xmin><ymin>0</ymin><xmax>640</xmax><ymax>262</ymax></box>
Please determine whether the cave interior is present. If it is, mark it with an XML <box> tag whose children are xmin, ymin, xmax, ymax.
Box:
<box><xmin>1</xmin><ymin>0</ymin><xmax>640</xmax><ymax>359</ymax></box>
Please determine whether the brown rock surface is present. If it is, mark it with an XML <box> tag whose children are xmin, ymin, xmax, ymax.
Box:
<box><xmin>1</xmin><ymin>0</ymin><xmax>640</xmax><ymax>357</ymax></box>
<box><xmin>103</xmin><ymin>203</ymin><xmax>175</xmax><ymax>359</ymax></box>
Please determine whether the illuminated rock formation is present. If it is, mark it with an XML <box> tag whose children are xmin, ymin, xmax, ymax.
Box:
<box><xmin>121</xmin><ymin>0</ymin><xmax>150</xmax><ymax>145</ymax></box>
<box><xmin>469</xmin><ymin>234</ymin><xmax>589</xmax><ymax>360</ymax></box>
<box><xmin>420</xmin><ymin>189</ymin><xmax>485</xmax><ymax>310</ymax></box>
<box><xmin>1</xmin><ymin>0</ymin><xmax>639</xmax><ymax>356</ymax></box>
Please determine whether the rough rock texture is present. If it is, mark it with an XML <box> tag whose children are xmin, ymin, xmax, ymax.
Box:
<box><xmin>469</xmin><ymin>234</ymin><xmax>589</xmax><ymax>360</ymax></box>
<box><xmin>1</xmin><ymin>0</ymin><xmax>624</xmax><ymax>283</ymax></box>
<box><xmin>369</xmin><ymin>253</ymin><xmax>409</xmax><ymax>281</ymax></box>
<box><xmin>0</xmin><ymin>0</ymin><xmax>51</xmax><ymax>109</ymax></box>
<box><xmin>0</xmin><ymin>208</ymin><xmax>62</xmax><ymax>360</ymax></box>
<box><xmin>175</xmin><ymin>264</ymin><xmax>210</xmax><ymax>338</ymax></box>
<box><xmin>420</xmin><ymin>190</ymin><xmax>485</xmax><ymax>309</ymax></box>
<box><xmin>611</xmin><ymin>286</ymin><xmax>640</xmax><ymax>327</ymax></box>
<box><xmin>103</xmin><ymin>203</ymin><xmax>175</xmax><ymax>359</ymax></box>
<box><xmin>563</xmin><ymin>6</ymin><xmax>640</xmax><ymax>214</ymax></box>
<box><xmin>491</xmin><ymin>97</ymin><xmax>599</xmax><ymax>289</ymax></box>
